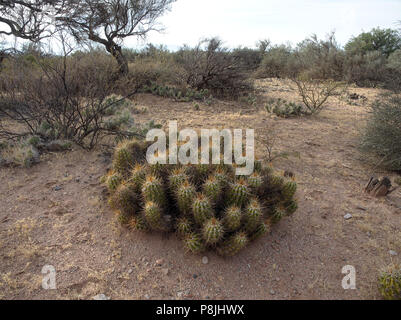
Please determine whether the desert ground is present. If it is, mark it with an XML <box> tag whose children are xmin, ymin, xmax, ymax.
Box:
<box><xmin>0</xmin><ymin>78</ymin><xmax>400</xmax><ymax>300</ymax></box>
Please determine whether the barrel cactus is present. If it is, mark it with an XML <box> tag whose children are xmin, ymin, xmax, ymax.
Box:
<box><xmin>104</xmin><ymin>138</ymin><xmax>299</xmax><ymax>257</ymax></box>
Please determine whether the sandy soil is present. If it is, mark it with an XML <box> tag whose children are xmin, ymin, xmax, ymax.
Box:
<box><xmin>1</xmin><ymin>79</ymin><xmax>400</xmax><ymax>300</ymax></box>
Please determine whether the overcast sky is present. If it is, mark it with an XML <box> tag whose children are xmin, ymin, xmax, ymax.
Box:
<box><xmin>128</xmin><ymin>0</ymin><xmax>401</xmax><ymax>50</ymax></box>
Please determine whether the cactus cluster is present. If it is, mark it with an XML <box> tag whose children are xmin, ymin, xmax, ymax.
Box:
<box><xmin>104</xmin><ymin>138</ymin><xmax>298</xmax><ymax>257</ymax></box>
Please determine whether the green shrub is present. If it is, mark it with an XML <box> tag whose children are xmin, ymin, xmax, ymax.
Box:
<box><xmin>104</xmin><ymin>139</ymin><xmax>299</xmax><ymax>257</ymax></box>
<box><xmin>360</xmin><ymin>94</ymin><xmax>401</xmax><ymax>171</ymax></box>
<box><xmin>265</xmin><ymin>98</ymin><xmax>304</xmax><ymax>118</ymax></box>
<box><xmin>379</xmin><ymin>264</ymin><xmax>401</xmax><ymax>300</ymax></box>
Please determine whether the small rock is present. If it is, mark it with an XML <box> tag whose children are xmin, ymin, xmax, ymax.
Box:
<box><xmin>193</xmin><ymin>274</ymin><xmax>198</xmax><ymax>279</ymax></box>
<box><xmin>356</xmin><ymin>206</ymin><xmax>367</xmax><ymax>211</ymax></box>
<box><xmin>155</xmin><ymin>259</ymin><xmax>164</xmax><ymax>266</ymax></box>
<box><xmin>270</xmin><ymin>289</ymin><xmax>275</xmax><ymax>295</ymax></box>
<box><xmin>93</xmin><ymin>294</ymin><xmax>110</xmax><ymax>300</ymax></box>
<box><xmin>54</xmin><ymin>186</ymin><xmax>62</xmax><ymax>191</ymax></box>
<box><xmin>162</xmin><ymin>268</ymin><xmax>169</xmax><ymax>276</ymax></box>
<box><xmin>202</xmin><ymin>256</ymin><xmax>209</xmax><ymax>264</ymax></box>
<box><xmin>177</xmin><ymin>292</ymin><xmax>183</xmax><ymax>298</ymax></box>
<box><xmin>344</xmin><ymin>213</ymin><xmax>353</xmax><ymax>220</ymax></box>
<box><xmin>127</xmin><ymin>268</ymin><xmax>133</xmax><ymax>274</ymax></box>
<box><xmin>144</xmin><ymin>294</ymin><xmax>150</xmax><ymax>300</ymax></box>
<box><xmin>389</xmin><ymin>250</ymin><xmax>398</xmax><ymax>256</ymax></box>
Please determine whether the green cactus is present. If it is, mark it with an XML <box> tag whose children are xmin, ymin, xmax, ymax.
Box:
<box><xmin>117</xmin><ymin>211</ymin><xmax>131</xmax><ymax>225</ymax></box>
<box><xmin>270</xmin><ymin>175</ymin><xmax>284</xmax><ymax>189</ymax></box>
<box><xmin>129</xmin><ymin>215</ymin><xmax>149</xmax><ymax>232</ymax></box>
<box><xmin>217</xmin><ymin>232</ymin><xmax>248</xmax><ymax>256</ymax></box>
<box><xmin>184</xmin><ymin>233</ymin><xmax>205</xmax><ymax>254</ymax></box>
<box><xmin>223</xmin><ymin>206</ymin><xmax>242</xmax><ymax>232</ymax></box>
<box><xmin>169</xmin><ymin>167</ymin><xmax>188</xmax><ymax>192</ymax></box>
<box><xmin>244</xmin><ymin>199</ymin><xmax>263</xmax><ymax>233</ymax></box>
<box><xmin>202</xmin><ymin>175</ymin><xmax>223</xmax><ymax>205</ymax></box>
<box><xmin>144</xmin><ymin>201</ymin><xmax>166</xmax><ymax>231</ymax></box>
<box><xmin>214</xmin><ymin>166</ymin><xmax>229</xmax><ymax>186</ymax></box>
<box><xmin>141</xmin><ymin>175</ymin><xmax>166</xmax><ymax>206</ymax></box>
<box><xmin>106</xmin><ymin>171</ymin><xmax>122</xmax><ymax>192</ymax></box>
<box><xmin>249</xmin><ymin>222</ymin><xmax>270</xmax><ymax>241</ymax></box>
<box><xmin>176</xmin><ymin>217</ymin><xmax>193</xmax><ymax>237</ymax></box>
<box><xmin>130</xmin><ymin>164</ymin><xmax>146</xmax><ymax>192</ymax></box>
<box><xmin>176</xmin><ymin>180</ymin><xmax>196</xmax><ymax>214</ymax></box>
<box><xmin>271</xmin><ymin>207</ymin><xmax>285</xmax><ymax>223</ymax></box>
<box><xmin>285</xmin><ymin>200</ymin><xmax>298</xmax><ymax>215</ymax></box>
<box><xmin>192</xmin><ymin>194</ymin><xmax>214</xmax><ymax>225</ymax></box>
<box><xmin>228</xmin><ymin>178</ymin><xmax>250</xmax><ymax>207</ymax></box>
<box><xmin>113</xmin><ymin>142</ymin><xmax>134</xmax><ymax>176</ymax></box>
<box><xmin>282</xmin><ymin>180</ymin><xmax>297</xmax><ymax>200</ymax></box>
<box><xmin>109</xmin><ymin>183</ymin><xmax>139</xmax><ymax>216</ymax></box>
<box><xmin>202</xmin><ymin>218</ymin><xmax>224</xmax><ymax>245</ymax></box>
<box><xmin>247</xmin><ymin>172</ymin><xmax>263</xmax><ymax>190</ymax></box>
<box><xmin>379</xmin><ymin>264</ymin><xmax>401</xmax><ymax>300</ymax></box>
<box><xmin>113</xmin><ymin>139</ymin><xmax>147</xmax><ymax>176</ymax></box>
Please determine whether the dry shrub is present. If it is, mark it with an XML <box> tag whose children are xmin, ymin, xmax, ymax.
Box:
<box><xmin>176</xmin><ymin>38</ymin><xmax>253</xmax><ymax>98</ymax></box>
<box><xmin>360</xmin><ymin>94</ymin><xmax>401</xmax><ymax>171</ymax></box>
<box><xmin>128</xmin><ymin>56</ymin><xmax>186</xmax><ymax>88</ymax></box>
<box><xmin>0</xmin><ymin>47</ymin><xmax>141</xmax><ymax>149</ymax></box>
<box><xmin>292</xmin><ymin>76</ymin><xmax>345</xmax><ymax>114</ymax></box>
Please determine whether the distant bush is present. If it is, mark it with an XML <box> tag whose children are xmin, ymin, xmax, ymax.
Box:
<box><xmin>128</xmin><ymin>56</ymin><xmax>186</xmax><ymax>88</ymax></box>
<box><xmin>176</xmin><ymin>38</ymin><xmax>253</xmax><ymax>98</ymax></box>
<box><xmin>360</xmin><ymin>94</ymin><xmax>401</xmax><ymax>171</ymax></box>
<box><xmin>345</xmin><ymin>28</ymin><xmax>401</xmax><ymax>58</ymax></box>
<box><xmin>232</xmin><ymin>47</ymin><xmax>264</xmax><ymax>72</ymax></box>
<box><xmin>254</xmin><ymin>45</ymin><xmax>297</xmax><ymax>79</ymax></box>
<box><xmin>295</xmin><ymin>33</ymin><xmax>345</xmax><ymax>81</ymax></box>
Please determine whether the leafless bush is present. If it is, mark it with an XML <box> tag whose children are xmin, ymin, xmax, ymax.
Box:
<box><xmin>176</xmin><ymin>38</ymin><xmax>252</xmax><ymax>98</ymax></box>
<box><xmin>292</xmin><ymin>77</ymin><xmax>345</xmax><ymax>114</ymax></box>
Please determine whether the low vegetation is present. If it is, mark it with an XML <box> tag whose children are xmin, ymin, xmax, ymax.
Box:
<box><xmin>103</xmin><ymin>139</ymin><xmax>298</xmax><ymax>256</ymax></box>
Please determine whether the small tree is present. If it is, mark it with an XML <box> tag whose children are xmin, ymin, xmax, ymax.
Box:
<box><xmin>58</xmin><ymin>0</ymin><xmax>175</xmax><ymax>75</ymax></box>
